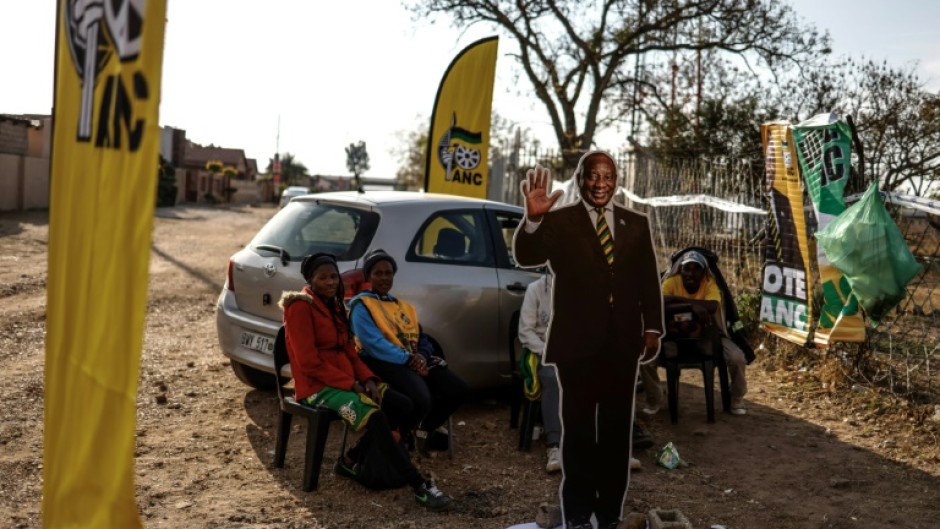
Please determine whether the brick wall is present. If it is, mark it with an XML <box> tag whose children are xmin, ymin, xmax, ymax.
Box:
<box><xmin>0</xmin><ymin>120</ymin><xmax>29</xmax><ymax>156</ymax></box>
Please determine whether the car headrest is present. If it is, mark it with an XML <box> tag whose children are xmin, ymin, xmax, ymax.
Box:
<box><xmin>434</xmin><ymin>228</ymin><xmax>467</xmax><ymax>258</ymax></box>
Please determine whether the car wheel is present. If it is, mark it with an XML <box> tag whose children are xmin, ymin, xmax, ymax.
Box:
<box><xmin>230</xmin><ymin>360</ymin><xmax>278</xmax><ymax>390</ymax></box>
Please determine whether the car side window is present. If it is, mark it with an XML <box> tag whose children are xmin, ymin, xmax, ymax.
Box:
<box><xmin>409</xmin><ymin>210</ymin><xmax>493</xmax><ymax>266</ymax></box>
<box><xmin>489</xmin><ymin>210</ymin><xmax>523</xmax><ymax>268</ymax></box>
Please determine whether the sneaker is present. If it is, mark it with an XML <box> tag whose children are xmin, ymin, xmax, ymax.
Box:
<box><xmin>630</xmin><ymin>457</ymin><xmax>642</xmax><ymax>470</ymax></box>
<box><xmin>546</xmin><ymin>446</ymin><xmax>561</xmax><ymax>473</ymax></box>
<box><xmin>731</xmin><ymin>400</ymin><xmax>747</xmax><ymax>415</ymax></box>
<box><xmin>414</xmin><ymin>479</ymin><xmax>452</xmax><ymax>511</ymax></box>
<box><xmin>333</xmin><ymin>457</ymin><xmax>358</xmax><ymax>479</ymax></box>
<box><xmin>641</xmin><ymin>405</ymin><xmax>660</xmax><ymax>415</ymax></box>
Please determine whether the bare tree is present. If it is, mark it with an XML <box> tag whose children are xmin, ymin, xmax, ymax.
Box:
<box><xmin>393</xmin><ymin>128</ymin><xmax>428</xmax><ymax>191</ymax></box>
<box><xmin>346</xmin><ymin>141</ymin><xmax>370</xmax><ymax>192</ymax></box>
<box><xmin>834</xmin><ymin>60</ymin><xmax>940</xmax><ymax>195</ymax></box>
<box><xmin>407</xmin><ymin>0</ymin><xmax>828</xmax><ymax>170</ymax></box>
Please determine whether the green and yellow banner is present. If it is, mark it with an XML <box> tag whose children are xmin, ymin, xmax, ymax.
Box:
<box><xmin>792</xmin><ymin>114</ymin><xmax>866</xmax><ymax>346</ymax></box>
<box><xmin>425</xmin><ymin>36</ymin><xmax>498</xmax><ymax>198</ymax></box>
<box><xmin>45</xmin><ymin>1</ymin><xmax>167</xmax><ymax>527</ymax></box>
<box><xmin>760</xmin><ymin>121</ymin><xmax>813</xmax><ymax>345</ymax></box>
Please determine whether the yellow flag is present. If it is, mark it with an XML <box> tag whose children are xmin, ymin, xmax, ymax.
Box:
<box><xmin>44</xmin><ymin>1</ymin><xmax>167</xmax><ymax>527</ymax></box>
<box><xmin>425</xmin><ymin>36</ymin><xmax>498</xmax><ymax>198</ymax></box>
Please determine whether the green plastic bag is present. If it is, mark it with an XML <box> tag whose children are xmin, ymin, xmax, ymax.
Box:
<box><xmin>656</xmin><ymin>442</ymin><xmax>683</xmax><ymax>469</ymax></box>
<box><xmin>815</xmin><ymin>183</ymin><xmax>923</xmax><ymax>325</ymax></box>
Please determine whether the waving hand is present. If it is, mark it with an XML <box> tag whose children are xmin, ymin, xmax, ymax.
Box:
<box><xmin>520</xmin><ymin>165</ymin><xmax>563</xmax><ymax>222</ymax></box>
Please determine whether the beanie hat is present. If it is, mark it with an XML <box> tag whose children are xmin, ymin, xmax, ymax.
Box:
<box><xmin>363</xmin><ymin>248</ymin><xmax>397</xmax><ymax>278</ymax></box>
<box><xmin>300</xmin><ymin>253</ymin><xmax>338</xmax><ymax>281</ymax></box>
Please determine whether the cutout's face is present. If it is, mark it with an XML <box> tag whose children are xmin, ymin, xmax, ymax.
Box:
<box><xmin>680</xmin><ymin>262</ymin><xmax>705</xmax><ymax>293</ymax></box>
<box><xmin>309</xmin><ymin>264</ymin><xmax>339</xmax><ymax>298</ymax></box>
<box><xmin>367</xmin><ymin>260</ymin><xmax>395</xmax><ymax>296</ymax></box>
<box><xmin>579</xmin><ymin>154</ymin><xmax>616</xmax><ymax>208</ymax></box>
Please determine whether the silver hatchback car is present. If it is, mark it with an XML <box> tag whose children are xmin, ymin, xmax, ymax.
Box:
<box><xmin>216</xmin><ymin>191</ymin><xmax>540</xmax><ymax>390</ymax></box>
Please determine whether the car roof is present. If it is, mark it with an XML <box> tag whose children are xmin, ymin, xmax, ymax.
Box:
<box><xmin>291</xmin><ymin>190</ymin><xmax>517</xmax><ymax>208</ymax></box>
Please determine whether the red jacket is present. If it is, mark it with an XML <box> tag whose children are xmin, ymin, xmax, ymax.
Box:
<box><xmin>280</xmin><ymin>287</ymin><xmax>376</xmax><ymax>401</ymax></box>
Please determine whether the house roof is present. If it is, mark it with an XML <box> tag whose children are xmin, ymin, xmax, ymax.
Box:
<box><xmin>183</xmin><ymin>142</ymin><xmax>248</xmax><ymax>169</ymax></box>
<box><xmin>0</xmin><ymin>114</ymin><xmax>44</xmax><ymax>129</ymax></box>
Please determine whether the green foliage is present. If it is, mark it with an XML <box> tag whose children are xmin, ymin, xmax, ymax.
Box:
<box><xmin>156</xmin><ymin>156</ymin><xmax>177</xmax><ymax>208</ymax></box>
<box><xmin>345</xmin><ymin>141</ymin><xmax>370</xmax><ymax>177</ymax></box>
<box><xmin>734</xmin><ymin>290</ymin><xmax>762</xmax><ymax>337</ymax></box>
<box><xmin>265</xmin><ymin>153</ymin><xmax>309</xmax><ymax>187</ymax></box>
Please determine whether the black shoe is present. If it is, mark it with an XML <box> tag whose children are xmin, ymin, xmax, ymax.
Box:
<box><xmin>632</xmin><ymin>424</ymin><xmax>654</xmax><ymax>450</ymax></box>
<box><xmin>333</xmin><ymin>457</ymin><xmax>358</xmax><ymax>479</ymax></box>
<box><xmin>566</xmin><ymin>517</ymin><xmax>593</xmax><ymax>529</ymax></box>
<box><xmin>414</xmin><ymin>479</ymin><xmax>452</xmax><ymax>511</ymax></box>
<box><xmin>416</xmin><ymin>428</ymin><xmax>451</xmax><ymax>452</ymax></box>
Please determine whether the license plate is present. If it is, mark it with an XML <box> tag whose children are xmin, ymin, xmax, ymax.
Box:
<box><xmin>240</xmin><ymin>331</ymin><xmax>274</xmax><ymax>354</ymax></box>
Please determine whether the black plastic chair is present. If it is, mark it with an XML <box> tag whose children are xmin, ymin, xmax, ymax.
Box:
<box><xmin>660</xmin><ymin>305</ymin><xmax>730</xmax><ymax>424</ymax></box>
<box><xmin>272</xmin><ymin>326</ymin><xmax>347</xmax><ymax>491</ymax></box>
<box><xmin>517</xmin><ymin>396</ymin><xmax>542</xmax><ymax>451</ymax></box>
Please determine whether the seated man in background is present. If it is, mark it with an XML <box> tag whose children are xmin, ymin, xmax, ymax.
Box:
<box><xmin>349</xmin><ymin>248</ymin><xmax>469</xmax><ymax>452</ymax></box>
<box><xmin>640</xmin><ymin>250</ymin><xmax>750</xmax><ymax>415</ymax></box>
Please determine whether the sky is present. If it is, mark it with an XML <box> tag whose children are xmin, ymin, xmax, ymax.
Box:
<box><xmin>3</xmin><ymin>1</ymin><xmax>938</xmax><ymax>180</ymax></box>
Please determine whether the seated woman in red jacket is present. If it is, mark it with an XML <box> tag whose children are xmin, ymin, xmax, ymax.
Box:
<box><xmin>279</xmin><ymin>253</ymin><xmax>451</xmax><ymax>511</ymax></box>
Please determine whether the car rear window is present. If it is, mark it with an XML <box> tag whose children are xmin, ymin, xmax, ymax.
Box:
<box><xmin>251</xmin><ymin>201</ymin><xmax>379</xmax><ymax>261</ymax></box>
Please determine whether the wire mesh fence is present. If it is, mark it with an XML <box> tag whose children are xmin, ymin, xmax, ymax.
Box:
<box><xmin>492</xmin><ymin>147</ymin><xmax>940</xmax><ymax>401</ymax></box>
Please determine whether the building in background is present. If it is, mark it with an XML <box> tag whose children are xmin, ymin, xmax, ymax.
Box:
<box><xmin>0</xmin><ymin>114</ymin><xmax>51</xmax><ymax>212</ymax></box>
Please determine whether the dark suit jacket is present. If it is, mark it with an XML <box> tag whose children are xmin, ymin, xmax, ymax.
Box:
<box><xmin>513</xmin><ymin>202</ymin><xmax>664</xmax><ymax>365</ymax></box>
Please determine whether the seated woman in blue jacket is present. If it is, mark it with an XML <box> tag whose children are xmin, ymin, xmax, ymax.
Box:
<box><xmin>349</xmin><ymin>248</ymin><xmax>469</xmax><ymax>453</ymax></box>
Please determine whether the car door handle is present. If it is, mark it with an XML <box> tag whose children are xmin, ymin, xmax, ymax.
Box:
<box><xmin>506</xmin><ymin>282</ymin><xmax>527</xmax><ymax>292</ymax></box>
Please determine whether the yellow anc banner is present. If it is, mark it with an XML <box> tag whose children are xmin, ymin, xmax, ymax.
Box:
<box><xmin>759</xmin><ymin>121</ymin><xmax>814</xmax><ymax>345</ymax></box>
<box><xmin>425</xmin><ymin>36</ymin><xmax>498</xmax><ymax>198</ymax></box>
<box><xmin>44</xmin><ymin>1</ymin><xmax>166</xmax><ymax>528</ymax></box>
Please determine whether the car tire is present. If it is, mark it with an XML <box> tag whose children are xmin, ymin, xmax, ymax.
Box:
<box><xmin>230</xmin><ymin>360</ymin><xmax>279</xmax><ymax>390</ymax></box>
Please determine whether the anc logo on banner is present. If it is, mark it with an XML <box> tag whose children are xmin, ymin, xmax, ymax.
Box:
<box><xmin>63</xmin><ymin>0</ymin><xmax>156</xmax><ymax>150</ymax></box>
<box><xmin>760</xmin><ymin>121</ymin><xmax>814</xmax><ymax>346</ymax></box>
<box><xmin>45</xmin><ymin>1</ymin><xmax>166</xmax><ymax>527</ymax></box>
<box><xmin>436</xmin><ymin>113</ymin><xmax>484</xmax><ymax>184</ymax></box>
<box><xmin>793</xmin><ymin>114</ymin><xmax>866</xmax><ymax>346</ymax></box>
<box><xmin>425</xmin><ymin>36</ymin><xmax>498</xmax><ymax>199</ymax></box>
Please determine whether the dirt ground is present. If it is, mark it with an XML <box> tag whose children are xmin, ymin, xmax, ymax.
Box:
<box><xmin>2</xmin><ymin>205</ymin><xmax>939</xmax><ymax>529</ymax></box>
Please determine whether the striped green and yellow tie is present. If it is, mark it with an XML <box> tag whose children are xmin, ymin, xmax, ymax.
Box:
<box><xmin>595</xmin><ymin>207</ymin><xmax>613</xmax><ymax>266</ymax></box>
<box><xmin>596</xmin><ymin>207</ymin><xmax>614</xmax><ymax>303</ymax></box>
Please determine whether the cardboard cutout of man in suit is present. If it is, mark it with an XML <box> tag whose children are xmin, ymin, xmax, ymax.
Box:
<box><xmin>512</xmin><ymin>151</ymin><xmax>664</xmax><ymax>529</ymax></box>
